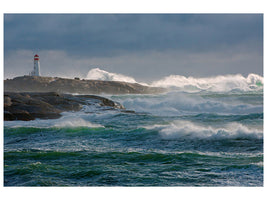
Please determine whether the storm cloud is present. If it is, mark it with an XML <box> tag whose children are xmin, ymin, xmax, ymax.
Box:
<box><xmin>4</xmin><ymin>14</ymin><xmax>263</xmax><ymax>81</ymax></box>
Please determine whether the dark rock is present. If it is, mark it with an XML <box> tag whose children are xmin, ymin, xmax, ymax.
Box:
<box><xmin>4</xmin><ymin>96</ymin><xmax>12</xmax><ymax>107</ymax></box>
<box><xmin>4</xmin><ymin>92</ymin><xmax>125</xmax><ymax>121</ymax></box>
<box><xmin>4</xmin><ymin>111</ymin><xmax>16</xmax><ymax>121</ymax></box>
<box><xmin>4</xmin><ymin>109</ymin><xmax>34</xmax><ymax>121</ymax></box>
<box><xmin>75</xmin><ymin>94</ymin><xmax>125</xmax><ymax>109</ymax></box>
<box><xmin>121</xmin><ymin>110</ymin><xmax>135</xmax><ymax>113</ymax></box>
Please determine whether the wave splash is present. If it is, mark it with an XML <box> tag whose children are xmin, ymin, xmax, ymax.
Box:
<box><xmin>151</xmin><ymin>73</ymin><xmax>263</xmax><ymax>92</ymax></box>
<box><xmin>85</xmin><ymin>68</ymin><xmax>263</xmax><ymax>92</ymax></box>
<box><xmin>144</xmin><ymin>121</ymin><xmax>263</xmax><ymax>140</ymax></box>
<box><xmin>118</xmin><ymin>92</ymin><xmax>262</xmax><ymax>116</ymax></box>
<box><xmin>4</xmin><ymin>114</ymin><xmax>104</xmax><ymax>128</ymax></box>
<box><xmin>86</xmin><ymin>68</ymin><xmax>137</xmax><ymax>83</ymax></box>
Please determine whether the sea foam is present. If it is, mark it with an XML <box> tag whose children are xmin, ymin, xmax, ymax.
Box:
<box><xmin>4</xmin><ymin>114</ymin><xmax>104</xmax><ymax>128</ymax></box>
<box><xmin>151</xmin><ymin>73</ymin><xmax>263</xmax><ymax>92</ymax></box>
<box><xmin>85</xmin><ymin>68</ymin><xmax>263</xmax><ymax>93</ymax></box>
<box><xmin>118</xmin><ymin>92</ymin><xmax>263</xmax><ymax>116</ymax></box>
<box><xmin>86</xmin><ymin>68</ymin><xmax>137</xmax><ymax>83</ymax></box>
<box><xmin>144</xmin><ymin>120</ymin><xmax>263</xmax><ymax>140</ymax></box>
<box><xmin>53</xmin><ymin>115</ymin><xmax>104</xmax><ymax>128</ymax></box>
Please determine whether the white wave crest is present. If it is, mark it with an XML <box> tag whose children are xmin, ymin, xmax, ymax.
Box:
<box><xmin>151</xmin><ymin>73</ymin><xmax>263</xmax><ymax>92</ymax></box>
<box><xmin>118</xmin><ymin>92</ymin><xmax>262</xmax><ymax>116</ymax></box>
<box><xmin>53</xmin><ymin>115</ymin><xmax>104</xmax><ymax>128</ymax></box>
<box><xmin>86</xmin><ymin>68</ymin><xmax>137</xmax><ymax>83</ymax></box>
<box><xmin>85</xmin><ymin>68</ymin><xmax>263</xmax><ymax>92</ymax></box>
<box><xmin>4</xmin><ymin>114</ymin><xmax>104</xmax><ymax>128</ymax></box>
<box><xmin>144</xmin><ymin>121</ymin><xmax>262</xmax><ymax>140</ymax></box>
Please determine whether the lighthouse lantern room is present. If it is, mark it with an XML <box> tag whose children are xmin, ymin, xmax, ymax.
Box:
<box><xmin>30</xmin><ymin>54</ymin><xmax>41</xmax><ymax>76</ymax></box>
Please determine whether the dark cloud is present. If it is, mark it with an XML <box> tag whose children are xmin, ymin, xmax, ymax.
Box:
<box><xmin>4</xmin><ymin>14</ymin><xmax>263</xmax><ymax>80</ymax></box>
<box><xmin>4</xmin><ymin>14</ymin><xmax>263</xmax><ymax>57</ymax></box>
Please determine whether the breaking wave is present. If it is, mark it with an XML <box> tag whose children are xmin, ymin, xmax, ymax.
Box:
<box><xmin>151</xmin><ymin>73</ymin><xmax>263</xmax><ymax>92</ymax></box>
<box><xmin>4</xmin><ymin>114</ymin><xmax>104</xmax><ymax>128</ymax></box>
<box><xmin>144</xmin><ymin>121</ymin><xmax>263</xmax><ymax>140</ymax></box>
<box><xmin>86</xmin><ymin>68</ymin><xmax>137</xmax><ymax>83</ymax></box>
<box><xmin>52</xmin><ymin>115</ymin><xmax>104</xmax><ymax>128</ymax></box>
<box><xmin>118</xmin><ymin>92</ymin><xmax>263</xmax><ymax>116</ymax></box>
<box><xmin>85</xmin><ymin>68</ymin><xmax>263</xmax><ymax>93</ymax></box>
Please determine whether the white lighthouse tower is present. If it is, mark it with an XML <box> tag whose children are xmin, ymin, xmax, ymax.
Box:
<box><xmin>30</xmin><ymin>54</ymin><xmax>41</xmax><ymax>76</ymax></box>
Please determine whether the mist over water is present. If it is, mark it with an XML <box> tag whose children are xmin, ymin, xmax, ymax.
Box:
<box><xmin>4</xmin><ymin>68</ymin><xmax>263</xmax><ymax>186</ymax></box>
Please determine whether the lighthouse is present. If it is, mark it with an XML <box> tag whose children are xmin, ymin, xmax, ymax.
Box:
<box><xmin>30</xmin><ymin>54</ymin><xmax>41</xmax><ymax>76</ymax></box>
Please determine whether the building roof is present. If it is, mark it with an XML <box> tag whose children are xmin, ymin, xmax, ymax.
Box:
<box><xmin>34</xmin><ymin>54</ymin><xmax>39</xmax><ymax>57</ymax></box>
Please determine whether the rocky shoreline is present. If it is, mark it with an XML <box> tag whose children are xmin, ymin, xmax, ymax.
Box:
<box><xmin>4</xmin><ymin>76</ymin><xmax>165</xmax><ymax>121</ymax></box>
<box><xmin>5</xmin><ymin>76</ymin><xmax>165</xmax><ymax>94</ymax></box>
<box><xmin>4</xmin><ymin>92</ymin><xmax>125</xmax><ymax>121</ymax></box>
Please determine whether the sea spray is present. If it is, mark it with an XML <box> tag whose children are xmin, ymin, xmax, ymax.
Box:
<box><xmin>151</xmin><ymin>73</ymin><xmax>263</xmax><ymax>92</ymax></box>
<box><xmin>86</xmin><ymin>68</ymin><xmax>137</xmax><ymax>83</ymax></box>
<box><xmin>4</xmin><ymin>113</ymin><xmax>104</xmax><ymax>129</ymax></box>
<box><xmin>85</xmin><ymin>68</ymin><xmax>263</xmax><ymax>93</ymax></box>
<box><xmin>115</xmin><ymin>91</ymin><xmax>263</xmax><ymax>116</ymax></box>
<box><xmin>143</xmin><ymin>120</ymin><xmax>263</xmax><ymax>140</ymax></box>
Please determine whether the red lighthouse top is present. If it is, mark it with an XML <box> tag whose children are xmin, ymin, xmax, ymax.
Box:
<box><xmin>34</xmin><ymin>54</ymin><xmax>39</xmax><ymax>60</ymax></box>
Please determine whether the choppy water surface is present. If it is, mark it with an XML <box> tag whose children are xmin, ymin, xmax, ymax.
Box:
<box><xmin>4</xmin><ymin>73</ymin><xmax>263</xmax><ymax>186</ymax></box>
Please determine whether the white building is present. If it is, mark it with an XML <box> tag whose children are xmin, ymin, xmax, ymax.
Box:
<box><xmin>30</xmin><ymin>54</ymin><xmax>41</xmax><ymax>76</ymax></box>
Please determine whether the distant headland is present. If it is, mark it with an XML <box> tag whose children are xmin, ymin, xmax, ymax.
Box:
<box><xmin>4</xmin><ymin>75</ymin><xmax>166</xmax><ymax>94</ymax></box>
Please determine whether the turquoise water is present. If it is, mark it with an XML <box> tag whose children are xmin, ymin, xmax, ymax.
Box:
<box><xmin>4</xmin><ymin>90</ymin><xmax>263</xmax><ymax>186</ymax></box>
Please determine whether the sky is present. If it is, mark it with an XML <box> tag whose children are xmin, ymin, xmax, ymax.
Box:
<box><xmin>4</xmin><ymin>14</ymin><xmax>263</xmax><ymax>82</ymax></box>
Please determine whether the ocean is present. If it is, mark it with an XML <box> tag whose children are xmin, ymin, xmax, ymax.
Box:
<box><xmin>4</xmin><ymin>72</ymin><xmax>263</xmax><ymax>186</ymax></box>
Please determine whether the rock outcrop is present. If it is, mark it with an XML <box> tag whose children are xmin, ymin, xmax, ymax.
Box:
<box><xmin>4</xmin><ymin>76</ymin><xmax>166</xmax><ymax>94</ymax></box>
<box><xmin>4</xmin><ymin>92</ymin><xmax>125</xmax><ymax>121</ymax></box>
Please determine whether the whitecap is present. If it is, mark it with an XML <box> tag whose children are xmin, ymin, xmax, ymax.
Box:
<box><xmin>146</xmin><ymin>120</ymin><xmax>263</xmax><ymax>140</ymax></box>
<box><xmin>116</xmin><ymin>92</ymin><xmax>262</xmax><ymax>116</ymax></box>
<box><xmin>86</xmin><ymin>68</ymin><xmax>137</xmax><ymax>83</ymax></box>
<box><xmin>84</xmin><ymin>68</ymin><xmax>263</xmax><ymax>93</ymax></box>
<box><xmin>52</xmin><ymin>115</ymin><xmax>104</xmax><ymax>128</ymax></box>
<box><xmin>4</xmin><ymin>113</ymin><xmax>104</xmax><ymax>129</ymax></box>
<box><xmin>150</xmin><ymin>73</ymin><xmax>263</xmax><ymax>92</ymax></box>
